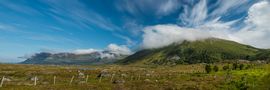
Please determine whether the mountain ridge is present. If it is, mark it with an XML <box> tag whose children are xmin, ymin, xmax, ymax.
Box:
<box><xmin>21</xmin><ymin>50</ymin><xmax>128</xmax><ymax>65</ymax></box>
<box><xmin>119</xmin><ymin>38</ymin><xmax>269</xmax><ymax>65</ymax></box>
<box><xmin>21</xmin><ymin>38</ymin><xmax>270</xmax><ymax>65</ymax></box>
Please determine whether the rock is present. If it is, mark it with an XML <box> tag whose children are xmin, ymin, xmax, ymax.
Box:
<box><xmin>41</xmin><ymin>82</ymin><xmax>49</xmax><ymax>85</ymax></box>
<box><xmin>144</xmin><ymin>79</ymin><xmax>151</xmax><ymax>82</ymax></box>
<box><xmin>97</xmin><ymin>69</ymin><xmax>110</xmax><ymax>78</ymax></box>
<box><xmin>78</xmin><ymin>70</ymin><xmax>85</xmax><ymax>78</ymax></box>
<box><xmin>30</xmin><ymin>77</ymin><xmax>38</xmax><ymax>81</ymax></box>
<box><xmin>4</xmin><ymin>78</ymin><xmax>11</xmax><ymax>82</ymax></box>
<box><xmin>121</xmin><ymin>73</ymin><xmax>127</xmax><ymax>77</ymax></box>
<box><xmin>113</xmin><ymin>80</ymin><xmax>125</xmax><ymax>84</ymax></box>
<box><xmin>146</xmin><ymin>73</ymin><xmax>151</xmax><ymax>77</ymax></box>
<box><xmin>79</xmin><ymin>81</ymin><xmax>86</xmax><ymax>84</ymax></box>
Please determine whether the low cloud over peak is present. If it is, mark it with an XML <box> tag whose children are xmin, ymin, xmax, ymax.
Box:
<box><xmin>73</xmin><ymin>43</ymin><xmax>132</xmax><ymax>56</ymax></box>
<box><xmin>106</xmin><ymin>44</ymin><xmax>132</xmax><ymax>55</ymax></box>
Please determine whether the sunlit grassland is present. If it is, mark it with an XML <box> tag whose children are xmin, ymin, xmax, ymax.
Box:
<box><xmin>0</xmin><ymin>63</ymin><xmax>269</xmax><ymax>90</ymax></box>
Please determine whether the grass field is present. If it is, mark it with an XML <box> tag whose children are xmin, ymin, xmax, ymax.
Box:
<box><xmin>0</xmin><ymin>63</ymin><xmax>269</xmax><ymax>90</ymax></box>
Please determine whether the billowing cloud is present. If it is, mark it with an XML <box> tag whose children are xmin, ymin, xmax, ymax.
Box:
<box><xmin>73</xmin><ymin>43</ymin><xmax>132</xmax><ymax>56</ymax></box>
<box><xmin>142</xmin><ymin>24</ymin><xmax>211</xmax><ymax>49</ymax></box>
<box><xmin>106</xmin><ymin>44</ymin><xmax>132</xmax><ymax>55</ymax></box>
<box><xmin>233</xmin><ymin>0</ymin><xmax>270</xmax><ymax>48</ymax></box>
<box><xmin>73</xmin><ymin>48</ymin><xmax>100</xmax><ymax>55</ymax></box>
<box><xmin>142</xmin><ymin>1</ymin><xmax>270</xmax><ymax>49</ymax></box>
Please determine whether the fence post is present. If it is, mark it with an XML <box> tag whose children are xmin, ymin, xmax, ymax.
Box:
<box><xmin>130</xmin><ymin>76</ymin><xmax>133</xmax><ymax>81</ymax></box>
<box><xmin>110</xmin><ymin>74</ymin><xmax>115</xmax><ymax>82</ymax></box>
<box><xmin>34</xmin><ymin>76</ymin><xmax>37</xmax><ymax>86</ymax></box>
<box><xmin>138</xmin><ymin>74</ymin><xmax>141</xmax><ymax>80</ymax></box>
<box><xmin>99</xmin><ymin>75</ymin><xmax>102</xmax><ymax>83</ymax></box>
<box><xmin>85</xmin><ymin>75</ymin><xmax>88</xmax><ymax>83</ymax></box>
<box><xmin>0</xmin><ymin>76</ymin><xmax>5</xmax><ymax>87</ymax></box>
<box><xmin>53</xmin><ymin>76</ymin><xmax>56</xmax><ymax>85</ymax></box>
<box><xmin>70</xmin><ymin>76</ymin><xmax>74</xmax><ymax>85</ymax></box>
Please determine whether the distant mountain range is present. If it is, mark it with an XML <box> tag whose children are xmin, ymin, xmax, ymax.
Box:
<box><xmin>118</xmin><ymin>38</ymin><xmax>270</xmax><ymax>65</ymax></box>
<box><xmin>21</xmin><ymin>50</ymin><xmax>128</xmax><ymax>65</ymax></box>
<box><xmin>22</xmin><ymin>38</ymin><xmax>270</xmax><ymax>65</ymax></box>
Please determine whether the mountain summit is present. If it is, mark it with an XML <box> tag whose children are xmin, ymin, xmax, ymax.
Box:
<box><xmin>119</xmin><ymin>38</ymin><xmax>269</xmax><ymax>65</ymax></box>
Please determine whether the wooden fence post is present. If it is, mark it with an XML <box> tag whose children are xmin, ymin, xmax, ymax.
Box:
<box><xmin>34</xmin><ymin>76</ymin><xmax>37</xmax><ymax>86</ymax></box>
<box><xmin>70</xmin><ymin>76</ymin><xmax>74</xmax><ymax>85</ymax></box>
<box><xmin>110</xmin><ymin>74</ymin><xmax>115</xmax><ymax>82</ymax></box>
<box><xmin>99</xmin><ymin>75</ymin><xmax>102</xmax><ymax>83</ymax></box>
<box><xmin>130</xmin><ymin>76</ymin><xmax>133</xmax><ymax>81</ymax></box>
<box><xmin>0</xmin><ymin>76</ymin><xmax>5</xmax><ymax>87</ymax></box>
<box><xmin>53</xmin><ymin>76</ymin><xmax>56</xmax><ymax>85</ymax></box>
<box><xmin>85</xmin><ymin>75</ymin><xmax>89</xmax><ymax>83</ymax></box>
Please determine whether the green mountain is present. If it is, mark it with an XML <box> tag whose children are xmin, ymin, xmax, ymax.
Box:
<box><xmin>119</xmin><ymin>38</ymin><xmax>268</xmax><ymax>65</ymax></box>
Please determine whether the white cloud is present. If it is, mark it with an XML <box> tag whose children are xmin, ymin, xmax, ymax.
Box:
<box><xmin>73</xmin><ymin>48</ymin><xmax>99</xmax><ymax>55</ymax></box>
<box><xmin>73</xmin><ymin>43</ymin><xmax>132</xmax><ymax>56</ymax></box>
<box><xmin>142</xmin><ymin>24</ymin><xmax>211</xmax><ymax>49</ymax></box>
<box><xmin>179</xmin><ymin>0</ymin><xmax>208</xmax><ymax>26</ymax></box>
<box><xmin>210</xmin><ymin>0</ymin><xmax>250</xmax><ymax>16</ymax></box>
<box><xmin>106</xmin><ymin>44</ymin><xmax>132</xmax><ymax>55</ymax></box>
<box><xmin>157</xmin><ymin>0</ymin><xmax>180</xmax><ymax>16</ymax></box>
<box><xmin>42</xmin><ymin>0</ymin><xmax>120</xmax><ymax>31</ymax></box>
<box><xmin>245</xmin><ymin>1</ymin><xmax>270</xmax><ymax>28</ymax></box>
<box><xmin>142</xmin><ymin>1</ymin><xmax>270</xmax><ymax>49</ymax></box>
<box><xmin>233</xmin><ymin>0</ymin><xmax>270</xmax><ymax>48</ymax></box>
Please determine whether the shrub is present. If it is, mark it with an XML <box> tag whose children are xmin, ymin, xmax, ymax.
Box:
<box><xmin>245</xmin><ymin>64</ymin><xmax>252</xmax><ymax>69</ymax></box>
<box><xmin>223</xmin><ymin>65</ymin><xmax>230</xmax><ymax>71</ymax></box>
<box><xmin>213</xmin><ymin>65</ymin><xmax>219</xmax><ymax>72</ymax></box>
<box><xmin>205</xmin><ymin>64</ymin><xmax>212</xmax><ymax>73</ymax></box>
<box><xmin>239</xmin><ymin>64</ymin><xmax>245</xmax><ymax>70</ymax></box>
<box><xmin>232</xmin><ymin>63</ymin><xmax>238</xmax><ymax>70</ymax></box>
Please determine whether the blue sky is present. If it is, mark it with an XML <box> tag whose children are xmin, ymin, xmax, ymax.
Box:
<box><xmin>1</xmin><ymin>0</ymin><xmax>268</xmax><ymax>63</ymax></box>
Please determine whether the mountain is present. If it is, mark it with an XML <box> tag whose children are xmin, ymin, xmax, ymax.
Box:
<box><xmin>119</xmin><ymin>38</ymin><xmax>266</xmax><ymax>65</ymax></box>
<box><xmin>21</xmin><ymin>50</ymin><xmax>128</xmax><ymax>65</ymax></box>
<box><xmin>254</xmin><ymin>49</ymin><xmax>270</xmax><ymax>61</ymax></box>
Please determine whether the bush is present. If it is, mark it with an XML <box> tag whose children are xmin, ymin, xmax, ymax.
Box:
<box><xmin>239</xmin><ymin>64</ymin><xmax>245</xmax><ymax>70</ymax></box>
<box><xmin>223</xmin><ymin>65</ymin><xmax>230</xmax><ymax>71</ymax></box>
<box><xmin>232</xmin><ymin>63</ymin><xmax>238</xmax><ymax>70</ymax></box>
<box><xmin>213</xmin><ymin>65</ymin><xmax>219</xmax><ymax>72</ymax></box>
<box><xmin>205</xmin><ymin>64</ymin><xmax>212</xmax><ymax>73</ymax></box>
<box><xmin>245</xmin><ymin>64</ymin><xmax>252</xmax><ymax>69</ymax></box>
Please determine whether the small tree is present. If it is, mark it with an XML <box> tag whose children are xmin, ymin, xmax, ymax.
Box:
<box><xmin>213</xmin><ymin>65</ymin><xmax>219</xmax><ymax>72</ymax></box>
<box><xmin>205</xmin><ymin>64</ymin><xmax>212</xmax><ymax>73</ymax></box>
<box><xmin>246</xmin><ymin>64</ymin><xmax>252</xmax><ymax>69</ymax></box>
<box><xmin>239</xmin><ymin>64</ymin><xmax>245</xmax><ymax>70</ymax></box>
<box><xmin>223</xmin><ymin>65</ymin><xmax>230</xmax><ymax>71</ymax></box>
<box><xmin>232</xmin><ymin>63</ymin><xmax>238</xmax><ymax>70</ymax></box>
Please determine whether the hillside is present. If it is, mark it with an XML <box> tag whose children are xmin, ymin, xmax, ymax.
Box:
<box><xmin>119</xmin><ymin>38</ymin><xmax>262</xmax><ymax>65</ymax></box>
<box><xmin>21</xmin><ymin>51</ymin><xmax>127</xmax><ymax>65</ymax></box>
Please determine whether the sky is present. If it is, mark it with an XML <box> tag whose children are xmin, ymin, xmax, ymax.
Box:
<box><xmin>0</xmin><ymin>0</ymin><xmax>269</xmax><ymax>63</ymax></box>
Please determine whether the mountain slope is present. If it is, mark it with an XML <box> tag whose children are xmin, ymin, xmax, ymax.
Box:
<box><xmin>21</xmin><ymin>51</ymin><xmax>127</xmax><ymax>65</ymax></box>
<box><xmin>119</xmin><ymin>38</ymin><xmax>260</xmax><ymax>65</ymax></box>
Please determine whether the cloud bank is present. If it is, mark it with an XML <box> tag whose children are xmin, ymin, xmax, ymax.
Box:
<box><xmin>142</xmin><ymin>1</ymin><xmax>270</xmax><ymax>49</ymax></box>
<box><xmin>73</xmin><ymin>43</ymin><xmax>132</xmax><ymax>56</ymax></box>
<box><xmin>106</xmin><ymin>44</ymin><xmax>132</xmax><ymax>55</ymax></box>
